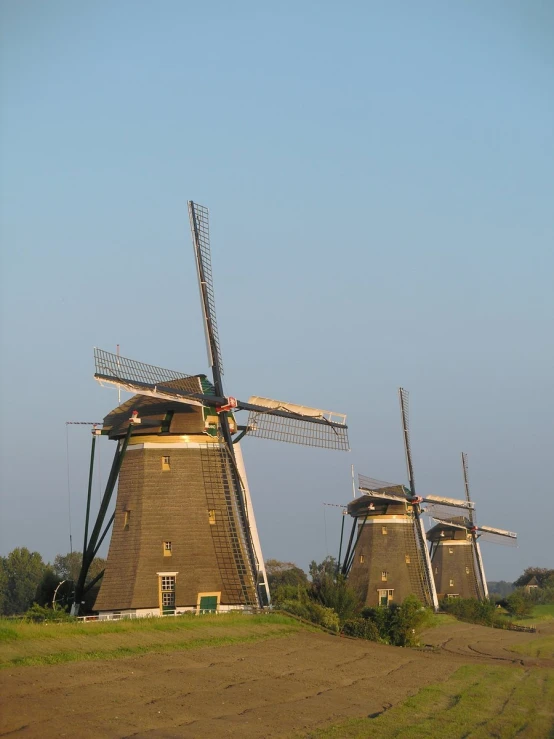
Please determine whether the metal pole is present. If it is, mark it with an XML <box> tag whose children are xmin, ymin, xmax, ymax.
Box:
<box><xmin>337</xmin><ymin>511</ymin><xmax>346</xmax><ymax>573</ymax></box>
<box><xmin>82</xmin><ymin>430</ymin><xmax>98</xmax><ymax>562</ymax></box>
<box><xmin>344</xmin><ymin>513</ymin><xmax>369</xmax><ymax>575</ymax></box>
<box><xmin>72</xmin><ymin>423</ymin><xmax>133</xmax><ymax>615</ymax></box>
<box><xmin>341</xmin><ymin>517</ymin><xmax>358</xmax><ymax>576</ymax></box>
<box><xmin>92</xmin><ymin>512</ymin><xmax>115</xmax><ymax>559</ymax></box>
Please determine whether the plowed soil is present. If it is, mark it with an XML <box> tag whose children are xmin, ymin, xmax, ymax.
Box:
<box><xmin>1</xmin><ymin>620</ymin><xmax>552</xmax><ymax>738</ymax></box>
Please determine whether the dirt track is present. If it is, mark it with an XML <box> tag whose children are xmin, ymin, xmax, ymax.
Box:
<box><xmin>1</xmin><ymin>622</ymin><xmax>551</xmax><ymax>738</ymax></box>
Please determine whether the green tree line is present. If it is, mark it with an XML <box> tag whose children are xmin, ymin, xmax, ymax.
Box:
<box><xmin>0</xmin><ymin>548</ymin><xmax>106</xmax><ymax>616</ymax></box>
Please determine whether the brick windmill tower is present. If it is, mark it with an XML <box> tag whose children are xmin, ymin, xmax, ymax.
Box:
<box><xmin>427</xmin><ymin>452</ymin><xmax>517</xmax><ymax>601</ymax></box>
<box><xmin>343</xmin><ymin>389</ymin><xmax>473</xmax><ymax>610</ymax></box>
<box><xmin>72</xmin><ymin>202</ymin><xmax>349</xmax><ymax>617</ymax></box>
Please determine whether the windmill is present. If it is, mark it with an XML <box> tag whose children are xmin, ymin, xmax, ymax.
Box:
<box><xmin>427</xmin><ymin>452</ymin><xmax>517</xmax><ymax>601</ymax></box>
<box><xmin>72</xmin><ymin>202</ymin><xmax>349</xmax><ymax>617</ymax></box>
<box><xmin>343</xmin><ymin>389</ymin><xmax>473</xmax><ymax>610</ymax></box>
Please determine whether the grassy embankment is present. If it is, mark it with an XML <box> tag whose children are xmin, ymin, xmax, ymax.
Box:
<box><xmin>306</xmin><ymin>663</ymin><xmax>554</xmax><ymax>739</ymax></box>
<box><xmin>512</xmin><ymin>604</ymin><xmax>554</xmax><ymax>625</ymax></box>
<box><xmin>0</xmin><ymin>612</ymin><xmax>305</xmax><ymax>669</ymax></box>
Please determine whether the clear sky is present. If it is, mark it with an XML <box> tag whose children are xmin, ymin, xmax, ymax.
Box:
<box><xmin>1</xmin><ymin>1</ymin><xmax>553</xmax><ymax>581</ymax></box>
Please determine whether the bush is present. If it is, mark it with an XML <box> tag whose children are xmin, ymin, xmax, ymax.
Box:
<box><xmin>441</xmin><ymin>597</ymin><xmax>506</xmax><ymax>627</ymax></box>
<box><xmin>271</xmin><ymin>583</ymin><xmax>309</xmax><ymax>606</ymax></box>
<box><xmin>310</xmin><ymin>574</ymin><xmax>360</xmax><ymax>624</ymax></box>
<box><xmin>342</xmin><ymin>617</ymin><xmax>380</xmax><ymax>641</ymax></box>
<box><xmin>279</xmin><ymin>598</ymin><xmax>340</xmax><ymax>632</ymax></box>
<box><xmin>505</xmin><ymin>590</ymin><xmax>534</xmax><ymax>619</ymax></box>
<box><xmin>349</xmin><ymin>596</ymin><xmax>430</xmax><ymax>646</ymax></box>
<box><xmin>24</xmin><ymin>603</ymin><xmax>75</xmax><ymax>623</ymax></box>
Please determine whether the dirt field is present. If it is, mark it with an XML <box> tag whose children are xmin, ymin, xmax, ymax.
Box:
<box><xmin>1</xmin><ymin>617</ymin><xmax>552</xmax><ymax>738</ymax></box>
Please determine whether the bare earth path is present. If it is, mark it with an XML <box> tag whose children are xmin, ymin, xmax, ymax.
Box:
<box><xmin>1</xmin><ymin>623</ymin><xmax>552</xmax><ymax>738</ymax></box>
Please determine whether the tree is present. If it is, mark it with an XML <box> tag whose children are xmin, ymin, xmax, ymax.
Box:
<box><xmin>53</xmin><ymin>552</ymin><xmax>106</xmax><ymax>584</ymax></box>
<box><xmin>265</xmin><ymin>560</ymin><xmax>308</xmax><ymax>592</ymax></box>
<box><xmin>311</xmin><ymin>573</ymin><xmax>360</xmax><ymax>624</ymax></box>
<box><xmin>514</xmin><ymin>568</ymin><xmax>554</xmax><ymax>589</ymax></box>
<box><xmin>505</xmin><ymin>590</ymin><xmax>534</xmax><ymax>619</ymax></box>
<box><xmin>309</xmin><ymin>556</ymin><xmax>337</xmax><ymax>585</ymax></box>
<box><xmin>0</xmin><ymin>558</ymin><xmax>8</xmax><ymax>615</ymax></box>
<box><xmin>1</xmin><ymin>548</ymin><xmax>48</xmax><ymax>615</ymax></box>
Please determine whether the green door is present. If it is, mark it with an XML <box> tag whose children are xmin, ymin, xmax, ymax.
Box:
<box><xmin>199</xmin><ymin>595</ymin><xmax>218</xmax><ymax>613</ymax></box>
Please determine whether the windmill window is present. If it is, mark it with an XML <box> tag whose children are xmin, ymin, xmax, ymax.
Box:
<box><xmin>448</xmin><ymin>547</ymin><xmax>454</xmax><ymax>554</ymax></box>
<box><xmin>161</xmin><ymin>576</ymin><xmax>175</xmax><ymax>591</ymax></box>
<box><xmin>123</xmin><ymin>510</ymin><xmax>131</xmax><ymax>529</ymax></box>
<box><xmin>161</xmin><ymin>456</ymin><xmax>171</xmax><ymax>471</ymax></box>
<box><xmin>405</xmin><ymin>555</ymin><xmax>411</xmax><ymax>564</ymax></box>
<box><xmin>359</xmin><ymin>554</ymin><xmax>365</xmax><ymax>564</ymax></box>
<box><xmin>163</xmin><ymin>541</ymin><xmax>172</xmax><ymax>557</ymax></box>
<box><xmin>381</xmin><ymin>571</ymin><xmax>388</xmax><ymax>582</ymax></box>
<box><xmin>465</xmin><ymin>566</ymin><xmax>470</xmax><ymax>575</ymax></box>
<box><xmin>381</xmin><ymin>526</ymin><xmax>388</xmax><ymax>535</ymax></box>
<box><xmin>435</xmin><ymin>567</ymin><xmax>438</xmax><ymax>574</ymax></box>
<box><xmin>449</xmin><ymin>579</ymin><xmax>454</xmax><ymax>587</ymax></box>
<box><xmin>208</xmin><ymin>509</ymin><xmax>216</xmax><ymax>525</ymax></box>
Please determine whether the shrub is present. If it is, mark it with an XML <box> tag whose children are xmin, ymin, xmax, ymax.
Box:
<box><xmin>505</xmin><ymin>590</ymin><xmax>534</xmax><ymax>619</ymax></box>
<box><xmin>310</xmin><ymin>574</ymin><xmax>360</xmax><ymax>624</ymax></box>
<box><xmin>279</xmin><ymin>598</ymin><xmax>340</xmax><ymax>632</ymax></box>
<box><xmin>342</xmin><ymin>617</ymin><xmax>380</xmax><ymax>641</ymax></box>
<box><xmin>440</xmin><ymin>597</ymin><xmax>506</xmax><ymax>627</ymax></box>
<box><xmin>271</xmin><ymin>583</ymin><xmax>308</xmax><ymax>606</ymax></box>
<box><xmin>24</xmin><ymin>603</ymin><xmax>75</xmax><ymax>623</ymax></box>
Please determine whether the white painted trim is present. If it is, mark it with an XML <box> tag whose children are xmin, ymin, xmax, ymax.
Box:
<box><xmin>419</xmin><ymin>516</ymin><xmax>439</xmax><ymax>611</ymax></box>
<box><xmin>437</xmin><ymin>540</ymin><xmax>471</xmax><ymax>547</ymax></box>
<box><xmin>127</xmin><ymin>441</ymin><xmax>224</xmax><ymax>451</ymax></box>
<box><xmin>234</xmin><ymin>442</ymin><xmax>270</xmax><ymax>606</ymax></box>
<box><xmin>474</xmin><ymin>540</ymin><xmax>489</xmax><ymax>598</ymax></box>
<box><xmin>358</xmin><ymin>516</ymin><xmax>412</xmax><ymax>525</ymax></box>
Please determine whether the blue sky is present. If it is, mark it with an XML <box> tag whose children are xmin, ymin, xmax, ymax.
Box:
<box><xmin>1</xmin><ymin>1</ymin><xmax>553</xmax><ymax>580</ymax></box>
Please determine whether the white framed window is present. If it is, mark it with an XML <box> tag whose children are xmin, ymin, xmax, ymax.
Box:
<box><xmin>378</xmin><ymin>589</ymin><xmax>394</xmax><ymax>606</ymax></box>
<box><xmin>449</xmin><ymin>579</ymin><xmax>454</xmax><ymax>587</ymax></box>
<box><xmin>163</xmin><ymin>541</ymin><xmax>172</xmax><ymax>556</ymax></box>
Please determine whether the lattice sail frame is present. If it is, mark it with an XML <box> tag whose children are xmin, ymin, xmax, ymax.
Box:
<box><xmin>188</xmin><ymin>201</ymin><xmax>224</xmax><ymax>374</ymax></box>
<box><xmin>94</xmin><ymin>348</ymin><xmax>204</xmax><ymax>404</ymax></box>
<box><xmin>431</xmin><ymin>517</ymin><xmax>518</xmax><ymax>547</ymax></box>
<box><xmin>357</xmin><ymin>473</ymin><xmax>474</xmax><ymax>517</ymax></box>
<box><xmin>246</xmin><ymin>397</ymin><xmax>349</xmax><ymax>451</ymax></box>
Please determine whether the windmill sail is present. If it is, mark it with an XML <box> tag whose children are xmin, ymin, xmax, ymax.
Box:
<box><xmin>188</xmin><ymin>201</ymin><xmax>224</xmax><ymax>375</ymax></box>
<box><xmin>421</xmin><ymin>495</ymin><xmax>474</xmax><ymax>520</ymax></box>
<box><xmin>246</xmin><ymin>396</ymin><xmax>349</xmax><ymax>450</ymax></box>
<box><xmin>94</xmin><ymin>348</ymin><xmax>205</xmax><ymax>405</ymax></box>
<box><xmin>476</xmin><ymin>525</ymin><xmax>517</xmax><ymax>546</ymax></box>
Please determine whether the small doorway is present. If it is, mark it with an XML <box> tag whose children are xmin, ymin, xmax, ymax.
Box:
<box><xmin>197</xmin><ymin>592</ymin><xmax>221</xmax><ymax>614</ymax></box>
<box><xmin>378</xmin><ymin>588</ymin><xmax>394</xmax><ymax>606</ymax></box>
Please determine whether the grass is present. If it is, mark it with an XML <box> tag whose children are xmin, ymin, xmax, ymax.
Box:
<box><xmin>512</xmin><ymin>604</ymin><xmax>554</xmax><ymax>626</ymax></box>
<box><xmin>510</xmin><ymin>635</ymin><xmax>554</xmax><ymax>660</ymax></box>
<box><xmin>305</xmin><ymin>664</ymin><xmax>554</xmax><ymax>739</ymax></box>
<box><xmin>0</xmin><ymin>613</ymin><xmax>304</xmax><ymax>669</ymax></box>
